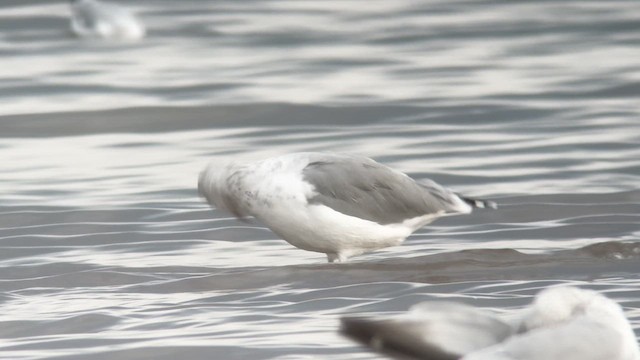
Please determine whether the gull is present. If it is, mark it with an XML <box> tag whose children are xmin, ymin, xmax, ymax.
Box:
<box><xmin>341</xmin><ymin>286</ymin><xmax>640</xmax><ymax>360</ymax></box>
<box><xmin>70</xmin><ymin>0</ymin><xmax>145</xmax><ymax>41</ymax></box>
<box><xmin>198</xmin><ymin>152</ymin><xmax>496</xmax><ymax>263</ymax></box>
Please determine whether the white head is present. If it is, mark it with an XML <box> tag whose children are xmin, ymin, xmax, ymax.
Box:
<box><xmin>198</xmin><ymin>161</ymin><xmax>246</xmax><ymax>218</ymax></box>
<box><xmin>521</xmin><ymin>286</ymin><xmax>639</xmax><ymax>359</ymax></box>
<box><xmin>522</xmin><ymin>286</ymin><xmax>593</xmax><ymax>330</ymax></box>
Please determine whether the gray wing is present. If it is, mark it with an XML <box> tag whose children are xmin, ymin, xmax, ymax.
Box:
<box><xmin>302</xmin><ymin>154</ymin><xmax>465</xmax><ymax>225</ymax></box>
<box><xmin>341</xmin><ymin>302</ymin><xmax>513</xmax><ymax>360</ymax></box>
<box><xmin>72</xmin><ymin>1</ymin><xmax>124</xmax><ymax>28</ymax></box>
<box><xmin>341</xmin><ymin>317</ymin><xmax>459</xmax><ymax>360</ymax></box>
<box><xmin>72</xmin><ymin>2</ymin><xmax>99</xmax><ymax>28</ymax></box>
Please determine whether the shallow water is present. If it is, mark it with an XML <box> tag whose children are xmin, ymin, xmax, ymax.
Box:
<box><xmin>1</xmin><ymin>1</ymin><xmax>639</xmax><ymax>359</ymax></box>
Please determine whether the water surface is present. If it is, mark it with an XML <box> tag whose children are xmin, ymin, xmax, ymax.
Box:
<box><xmin>0</xmin><ymin>1</ymin><xmax>639</xmax><ymax>359</ymax></box>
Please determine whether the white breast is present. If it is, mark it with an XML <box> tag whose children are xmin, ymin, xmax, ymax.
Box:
<box><xmin>235</xmin><ymin>156</ymin><xmax>412</xmax><ymax>256</ymax></box>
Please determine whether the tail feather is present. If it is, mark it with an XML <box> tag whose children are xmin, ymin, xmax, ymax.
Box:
<box><xmin>458</xmin><ymin>195</ymin><xmax>497</xmax><ymax>210</ymax></box>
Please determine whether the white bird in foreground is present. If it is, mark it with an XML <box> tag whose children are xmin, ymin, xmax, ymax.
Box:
<box><xmin>70</xmin><ymin>0</ymin><xmax>145</xmax><ymax>41</ymax></box>
<box><xmin>341</xmin><ymin>286</ymin><xmax>640</xmax><ymax>360</ymax></box>
<box><xmin>198</xmin><ymin>152</ymin><xmax>496</xmax><ymax>262</ymax></box>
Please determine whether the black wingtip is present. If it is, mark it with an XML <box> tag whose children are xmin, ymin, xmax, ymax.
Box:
<box><xmin>460</xmin><ymin>196</ymin><xmax>498</xmax><ymax>210</ymax></box>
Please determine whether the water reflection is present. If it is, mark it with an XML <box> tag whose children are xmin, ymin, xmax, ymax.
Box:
<box><xmin>1</xmin><ymin>0</ymin><xmax>639</xmax><ymax>358</ymax></box>
<box><xmin>1</xmin><ymin>1</ymin><xmax>639</xmax><ymax>114</ymax></box>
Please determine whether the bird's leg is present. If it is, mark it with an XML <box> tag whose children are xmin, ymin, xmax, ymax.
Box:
<box><xmin>327</xmin><ymin>253</ymin><xmax>343</xmax><ymax>263</ymax></box>
<box><xmin>327</xmin><ymin>253</ymin><xmax>347</xmax><ymax>263</ymax></box>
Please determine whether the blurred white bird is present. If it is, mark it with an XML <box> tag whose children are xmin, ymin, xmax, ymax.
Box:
<box><xmin>342</xmin><ymin>286</ymin><xmax>640</xmax><ymax>360</ymax></box>
<box><xmin>69</xmin><ymin>0</ymin><xmax>145</xmax><ymax>41</ymax></box>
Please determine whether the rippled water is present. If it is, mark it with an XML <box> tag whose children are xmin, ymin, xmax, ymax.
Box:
<box><xmin>1</xmin><ymin>1</ymin><xmax>639</xmax><ymax>359</ymax></box>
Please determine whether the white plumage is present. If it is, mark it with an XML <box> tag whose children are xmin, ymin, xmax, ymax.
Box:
<box><xmin>342</xmin><ymin>286</ymin><xmax>640</xmax><ymax>360</ymax></box>
<box><xmin>70</xmin><ymin>0</ymin><xmax>145</xmax><ymax>41</ymax></box>
<box><xmin>198</xmin><ymin>152</ymin><xmax>495</xmax><ymax>262</ymax></box>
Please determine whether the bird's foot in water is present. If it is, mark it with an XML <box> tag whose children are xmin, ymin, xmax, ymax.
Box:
<box><xmin>327</xmin><ymin>253</ymin><xmax>347</xmax><ymax>263</ymax></box>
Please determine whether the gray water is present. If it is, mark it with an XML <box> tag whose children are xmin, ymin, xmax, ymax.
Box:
<box><xmin>1</xmin><ymin>1</ymin><xmax>639</xmax><ymax>359</ymax></box>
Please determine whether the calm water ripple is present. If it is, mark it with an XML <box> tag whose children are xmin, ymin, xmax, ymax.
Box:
<box><xmin>0</xmin><ymin>0</ymin><xmax>639</xmax><ymax>359</ymax></box>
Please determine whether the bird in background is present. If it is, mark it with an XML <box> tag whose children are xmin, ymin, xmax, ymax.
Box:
<box><xmin>341</xmin><ymin>286</ymin><xmax>640</xmax><ymax>360</ymax></box>
<box><xmin>198</xmin><ymin>152</ymin><xmax>496</xmax><ymax>263</ymax></box>
<box><xmin>69</xmin><ymin>0</ymin><xmax>145</xmax><ymax>41</ymax></box>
